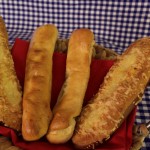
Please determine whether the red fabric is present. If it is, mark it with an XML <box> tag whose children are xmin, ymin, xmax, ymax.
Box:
<box><xmin>0</xmin><ymin>38</ymin><xmax>136</xmax><ymax>150</ymax></box>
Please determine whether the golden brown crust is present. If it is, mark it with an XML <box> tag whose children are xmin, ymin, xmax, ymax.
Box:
<box><xmin>46</xmin><ymin>29</ymin><xmax>94</xmax><ymax>144</ymax></box>
<box><xmin>72</xmin><ymin>37</ymin><xmax>150</xmax><ymax>149</ymax></box>
<box><xmin>0</xmin><ymin>16</ymin><xmax>22</xmax><ymax>131</ymax></box>
<box><xmin>0</xmin><ymin>16</ymin><xmax>9</xmax><ymax>47</ymax></box>
<box><xmin>22</xmin><ymin>24</ymin><xmax>58</xmax><ymax>141</ymax></box>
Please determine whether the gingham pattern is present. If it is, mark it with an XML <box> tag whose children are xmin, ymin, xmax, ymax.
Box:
<box><xmin>0</xmin><ymin>0</ymin><xmax>150</xmax><ymax>149</ymax></box>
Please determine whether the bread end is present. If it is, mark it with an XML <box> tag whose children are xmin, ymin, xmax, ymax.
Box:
<box><xmin>46</xmin><ymin>118</ymin><xmax>76</xmax><ymax>144</ymax></box>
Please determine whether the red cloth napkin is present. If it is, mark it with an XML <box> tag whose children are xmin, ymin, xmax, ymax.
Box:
<box><xmin>0</xmin><ymin>38</ymin><xmax>136</xmax><ymax>150</ymax></box>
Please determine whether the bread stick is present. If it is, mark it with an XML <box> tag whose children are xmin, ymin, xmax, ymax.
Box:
<box><xmin>0</xmin><ymin>16</ymin><xmax>22</xmax><ymax>131</ymax></box>
<box><xmin>46</xmin><ymin>29</ymin><xmax>94</xmax><ymax>143</ymax></box>
<box><xmin>72</xmin><ymin>37</ymin><xmax>150</xmax><ymax>149</ymax></box>
<box><xmin>22</xmin><ymin>24</ymin><xmax>58</xmax><ymax>141</ymax></box>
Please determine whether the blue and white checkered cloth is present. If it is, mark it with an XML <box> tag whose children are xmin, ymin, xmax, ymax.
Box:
<box><xmin>0</xmin><ymin>0</ymin><xmax>150</xmax><ymax>149</ymax></box>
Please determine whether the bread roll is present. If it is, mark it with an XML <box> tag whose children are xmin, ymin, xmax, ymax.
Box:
<box><xmin>22</xmin><ymin>24</ymin><xmax>58</xmax><ymax>141</ymax></box>
<box><xmin>46</xmin><ymin>29</ymin><xmax>94</xmax><ymax>143</ymax></box>
<box><xmin>72</xmin><ymin>37</ymin><xmax>150</xmax><ymax>149</ymax></box>
<box><xmin>0</xmin><ymin>16</ymin><xmax>22</xmax><ymax>131</ymax></box>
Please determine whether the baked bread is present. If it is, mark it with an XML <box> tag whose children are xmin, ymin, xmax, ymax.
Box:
<box><xmin>46</xmin><ymin>29</ymin><xmax>94</xmax><ymax>144</ymax></box>
<box><xmin>0</xmin><ymin>16</ymin><xmax>22</xmax><ymax>131</ymax></box>
<box><xmin>22</xmin><ymin>24</ymin><xmax>58</xmax><ymax>141</ymax></box>
<box><xmin>72</xmin><ymin>37</ymin><xmax>150</xmax><ymax>149</ymax></box>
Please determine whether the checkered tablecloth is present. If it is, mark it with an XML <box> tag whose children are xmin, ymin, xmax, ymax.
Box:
<box><xmin>0</xmin><ymin>0</ymin><xmax>150</xmax><ymax>149</ymax></box>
